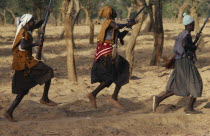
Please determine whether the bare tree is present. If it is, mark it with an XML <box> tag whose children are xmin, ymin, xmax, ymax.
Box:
<box><xmin>150</xmin><ymin>0</ymin><xmax>164</xmax><ymax>66</ymax></box>
<box><xmin>127</xmin><ymin>6</ymin><xmax>133</xmax><ymax>19</ymax></box>
<box><xmin>143</xmin><ymin>1</ymin><xmax>155</xmax><ymax>32</ymax></box>
<box><xmin>6</xmin><ymin>8</ymin><xmax>16</xmax><ymax>25</ymax></box>
<box><xmin>80</xmin><ymin>0</ymin><xmax>94</xmax><ymax>44</ymax></box>
<box><xmin>126</xmin><ymin>0</ymin><xmax>147</xmax><ymax>75</ymax></box>
<box><xmin>175</xmin><ymin>2</ymin><xmax>190</xmax><ymax>24</ymax></box>
<box><xmin>34</xmin><ymin>0</ymin><xmax>42</xmax><ymax>40</ymax></box>
<box><xmin>190</xmin><ymin>0</ymin><xmax>205</xmax><ymax>51</ymax></box>
<box><xmin>34</xmin><ymin>0</ymin><xmax>42</xmax><ymax>20</ymax></box>
<box><xmin>63</xmin><ymin>0</ymin><xmax>80</xmax><ymax>81</ymax></box>
<box><xmin>60</xmin><ymin>1</ymin><xmax>66</xmax><ymax>39</ymax></box>
<box><xmin>0</xmin><ymin>9</ymin><xmax>6</xmax><ymax>25</ymax></box>
<box><xmin>56</xmin><ymin>12</ymin><xmax>62</xmax><ymax>26</ymax></box>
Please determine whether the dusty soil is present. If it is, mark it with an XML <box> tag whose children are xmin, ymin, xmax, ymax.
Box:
<box><xmin>1</xmin><ymin>20</ymin><xmax>210</xmax><ymax>136</ymax></box>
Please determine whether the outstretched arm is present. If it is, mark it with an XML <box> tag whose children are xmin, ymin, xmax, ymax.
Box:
<box><xmin>110</xmin><ymin>22</ymin><xmax>127</xmax><ymax>30</ymax></box>
<box><xmin>110</xmin><ymin>20</ymin><xmax>136</xmax><ymax>30</ymax></box>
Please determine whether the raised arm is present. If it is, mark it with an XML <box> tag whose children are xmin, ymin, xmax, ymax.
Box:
<box><xmin>34</xmin><ymin>20</ymin><xmax>44</xmax><ymax>29</ymax></box>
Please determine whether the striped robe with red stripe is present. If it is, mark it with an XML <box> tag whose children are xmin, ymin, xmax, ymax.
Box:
<box><xmin>95</xmin><ymin>41</ymin><xmax>113</xmax><ymax>61</ymax></box>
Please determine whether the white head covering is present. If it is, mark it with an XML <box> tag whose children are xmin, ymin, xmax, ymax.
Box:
<box><xmin>182</xmin><ymin>13</ymin><xmax>194</xmax><ymax>26</ymax></box>
<box><xmin>12</xmin><ymin>14</ymin><xmax>33</xmax><ymax>46</ymax></box>
<box><xmin>16</xmin><ymin>14</ymin><xmax>33</xmax><ymax>36</ymax></box>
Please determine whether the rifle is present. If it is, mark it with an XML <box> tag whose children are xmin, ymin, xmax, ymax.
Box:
<box><xmin>194</xmin><ymin>13</ymin><xmax>210</xmax><ymax>44</ymax></box>
<box><xmin>36</xmin><ymin>0</ymin><xmax>52</xmax><ymax>60</ymax></box>
<box><xmin>117</xmin><ymin>6</ymin><xmax>146</xmax><ymax>45</ymax></box>
<box><xmin>125</xmin><ymin>6</ymin><xmax>145</xmax><ymax>31</ymax></box>
<box><xmin>193</xmin><ymin>12</ymin><xmax>209</xmax><ymax>61</ymax></box>
<box><xmin>112</xmin><ymin>31</ymin><xmax>119</xmax><ymax>59</ymax></box>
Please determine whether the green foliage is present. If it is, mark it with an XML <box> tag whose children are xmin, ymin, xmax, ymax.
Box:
<box><xmin>162</xmin><ymin>2</ymin><xmax>178</xmax><ymax>18</ymax></box>
<box><xmin>0</xmin><ymin>0</ymin><xmax>209</xmax><ymax>24</ymax></box>
<box><xmin>79</xmin><ymin>0</ymin><xmax>107</xmax><ymax>19</ymax></box>
<box><xmin>162</xmin><ymin>0</ymin><xmax>209</xmax><ymax>18</ymax></box>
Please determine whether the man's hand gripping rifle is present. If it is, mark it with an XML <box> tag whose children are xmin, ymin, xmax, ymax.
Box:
<box><xmin>124</xmin><ymin>6</ymin><xmax>145</xmax><ymax>31</ymax></box>
<box><xmin>116</xmin><ymin>6</ymin><xmax>146</xmax><ymax>46</ymax></box>
<box><xmin>194</xmin><ymin>12</ymin><xmax>210</xmax><ymax>45</ymax></box>
<box><xmin>193</xmin><ymin>11</ymin><xmax>209</xmax><ymax>61</ymax></box>
<box><xmin>36</xmin><ymin>0</ymin><xmax>52</xmax><ymax>60</ymax></box>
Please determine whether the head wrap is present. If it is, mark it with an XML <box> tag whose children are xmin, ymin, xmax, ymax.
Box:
<box><xmin>12</xmin><ymin>14</ymin><xmax>33</xmax><ymax>46</ymax></box>
<box><xmin>98</xmin><ymin>6</ymin><xmax>113</xmax><ymax>19</ymax></box>
<box><xmin>182</xmin><ymin>13</ymin><xmax>194</xmax><ymax>26</ymax></box>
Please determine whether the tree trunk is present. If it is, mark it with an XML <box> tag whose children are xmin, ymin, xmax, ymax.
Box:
<box><xmin>0</xmin><ymin>10</ymin><xmax>7</xmax><ymax>25</ymax></box>
<box><xmin>60</xmin><ymin>29</ymin><xmax>65</xmax><ymax>39</ymax></box>
<box><xmin>34</xmin><ymin>0</ymin><xmax>41</xmax><ymax>20</ymax></box>
<box><xmin>60</xmin><ymin>1</ymin><xmax>67</xmax><ymax>39</ymax></box>
<box><xmin>143</xmin><ymin>14</ymin><xmax>153</xmax><ymax>32</ymax></box>
<box><xmin>150</xmin><ymin>0</ymin><xmax>164</xmax><ymax>66</ymax></box>
<box><xmin>63</xmin><ymin>0</ymin><xmax>80</xmax><ymax>82</ymax></box>
<box><xmin>191</xmin><ymin>3</ymin><xmax>205</xmax><ymax>51</ymax></box>
<box><xmin>143</xmin><ymin>0</ymin><xmax>154</xmax><ymax>32</ymax></box>
<box><xmin>34</xmin><ymin>0</ymin><xmax>42</xmax><ymax>39</ymax></box>
<box><xmin>64</xmin><ymin>18</ymin><xmax>77</xmax><ymax>81</ymax></box>
<box><xmin>176</xmin><ymin>2</ymin><xmax>190</xmax><ymax>24</ymax></box>
<box><xmin>126</xmin><ymin>1</ymin><xmax>147</xmax><ymax>76</ymax></box>
<box><xmin>6</xmin><ymin>8</ymin><xmax>16</xmax><ymax>25</ymax></box>
<box><xmin>84</xmin><ymin>8</ymin><xmax>94</xmax><ymax>44</ymax></box>
<box><xmin>50</xmin><ymin>13</ymin><xmax>56</xmax><ymax>25</ymax></box>
<box><xmin>0</xmin><ymin>17</ymin><xmax>2</xmax><ymax>25</ymax></box>
<box><xmin>127</xmin><ymin>6</ymin><xmax>133</xmax><ymax>19</ymax></box>
<box><xmin>57</xmin><ymin>12</ymin><xmax>62</xmax><ymax>26</ymax></box>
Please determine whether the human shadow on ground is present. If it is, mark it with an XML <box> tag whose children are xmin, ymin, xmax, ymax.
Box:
<box><xmin>1</xmin><ymin>94</ymin><xmax>149</xmax><ymax>122</ymax></box>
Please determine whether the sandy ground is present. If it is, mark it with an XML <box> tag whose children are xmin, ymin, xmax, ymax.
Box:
<box><xmin>0</xmin><ymin>20</ymin><xmax>210</xmax><ymax>136</ymax></box>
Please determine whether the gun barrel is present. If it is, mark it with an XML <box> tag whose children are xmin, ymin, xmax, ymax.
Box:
<box><xmin>36</xmin><ymin>0</ymin><xmax>52</xmax><ymax>60</ymax></box>
<box><xmin>131</xmin><ymin>6</ymin><xmax>145</xmax><ymax>20</ymax></box>
<box><xmin>198</xmin><ymin>16</ymin><xmax>209</xmax><ymax>34</ymax></box>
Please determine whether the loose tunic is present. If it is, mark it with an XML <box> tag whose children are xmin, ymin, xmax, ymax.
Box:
<box><xmin>166</xmin><ymin>30</ymin><xmax>203</xmax><ymax>98</ymax></box>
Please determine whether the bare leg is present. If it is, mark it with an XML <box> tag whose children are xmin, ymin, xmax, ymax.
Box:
<box><xmin>109</xmin><ymin>85</ymin><xmax>125</xmax><ymax>110</ymax></box>
<box><xmin>92</xmin><ymin>82</ymin><xmax>109</xmax><ymax>97</ymax></box>
<box><xmin>41</xmin><ymin>80</ymin><xmax>51</xmax><ymax>102</ymax></box>
<box><xmin>111</xmin><ymin>85</ymin><xmax>121</xmax><ymax>101</ymax></box>
<box><xmin>157</xmin><ymin>91</ymin><xmax>174</xmax><ymax>104</ymax></box>
<box><xmin>40</xmin><ymin>80</ymin><xmax>57</xmax><ymax>106</ymax></box>
<box><xmin>4</xmin><ymin>92</ymin><xmax>25</xmax><ymax>122</ymax></box>
<box><xmin>88</xmin><ymin>82</ymin><xmax>109</xmax><ymax>109</ymax></box>
<box><xmin>187</xmin><ymin>97</ymin><xmax>196</xmax><ymax>111</ymax></box>
<box><xmin>153</xmin><ymin>91</ymin><xmax>174</xmax><ymax>112</ymax></box>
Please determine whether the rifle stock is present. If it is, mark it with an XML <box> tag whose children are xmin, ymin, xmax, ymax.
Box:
<box><xmin>36</xmin><ymin>0</ymin><xmax>52</xmax><ymax>60</ymax></box>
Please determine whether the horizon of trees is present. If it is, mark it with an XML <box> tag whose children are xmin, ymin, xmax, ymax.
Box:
<box><xmin>0</xmin><ymin>0</ymin><xmax>209</xmax><ymax>25</ymax></box>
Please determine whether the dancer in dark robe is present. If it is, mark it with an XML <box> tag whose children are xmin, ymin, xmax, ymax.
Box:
<box><xmin>88</xmin><ymin>6</ymin><xmax>135</xmax><ymax>110</ymax></box>
<box><xmin>4</xmin><ymin>13</ymin><xmax>57</xmax><ymax>122</ymax></box>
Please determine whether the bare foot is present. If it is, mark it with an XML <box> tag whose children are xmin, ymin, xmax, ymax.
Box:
<box><xmin>109</xmin><ymin>97</ymin><xmax>125</xmax><ymax>110</ymax></box>
<box><xmin>153</xmin><ymin>95</ymin><xmax>159</xmax><ymax>112</ymax></box>
<box><xmin>3</xmin><ymin>112</ymin><xmax>17</xmax><ymax>122</ymax></box>
<box><xmin>40</xmin><ymin>99</ymin><xmax>57</xmax><ymax>106</ymax></box>
<box><xmin>87</xmin><ymin>93</ymin><xmax>97</xmax><ymax>109</ymax></box>
<box><xmin>185</xmin><ymin>108</ymin><xmax>203</xmax><ymax>114</ymax></box>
